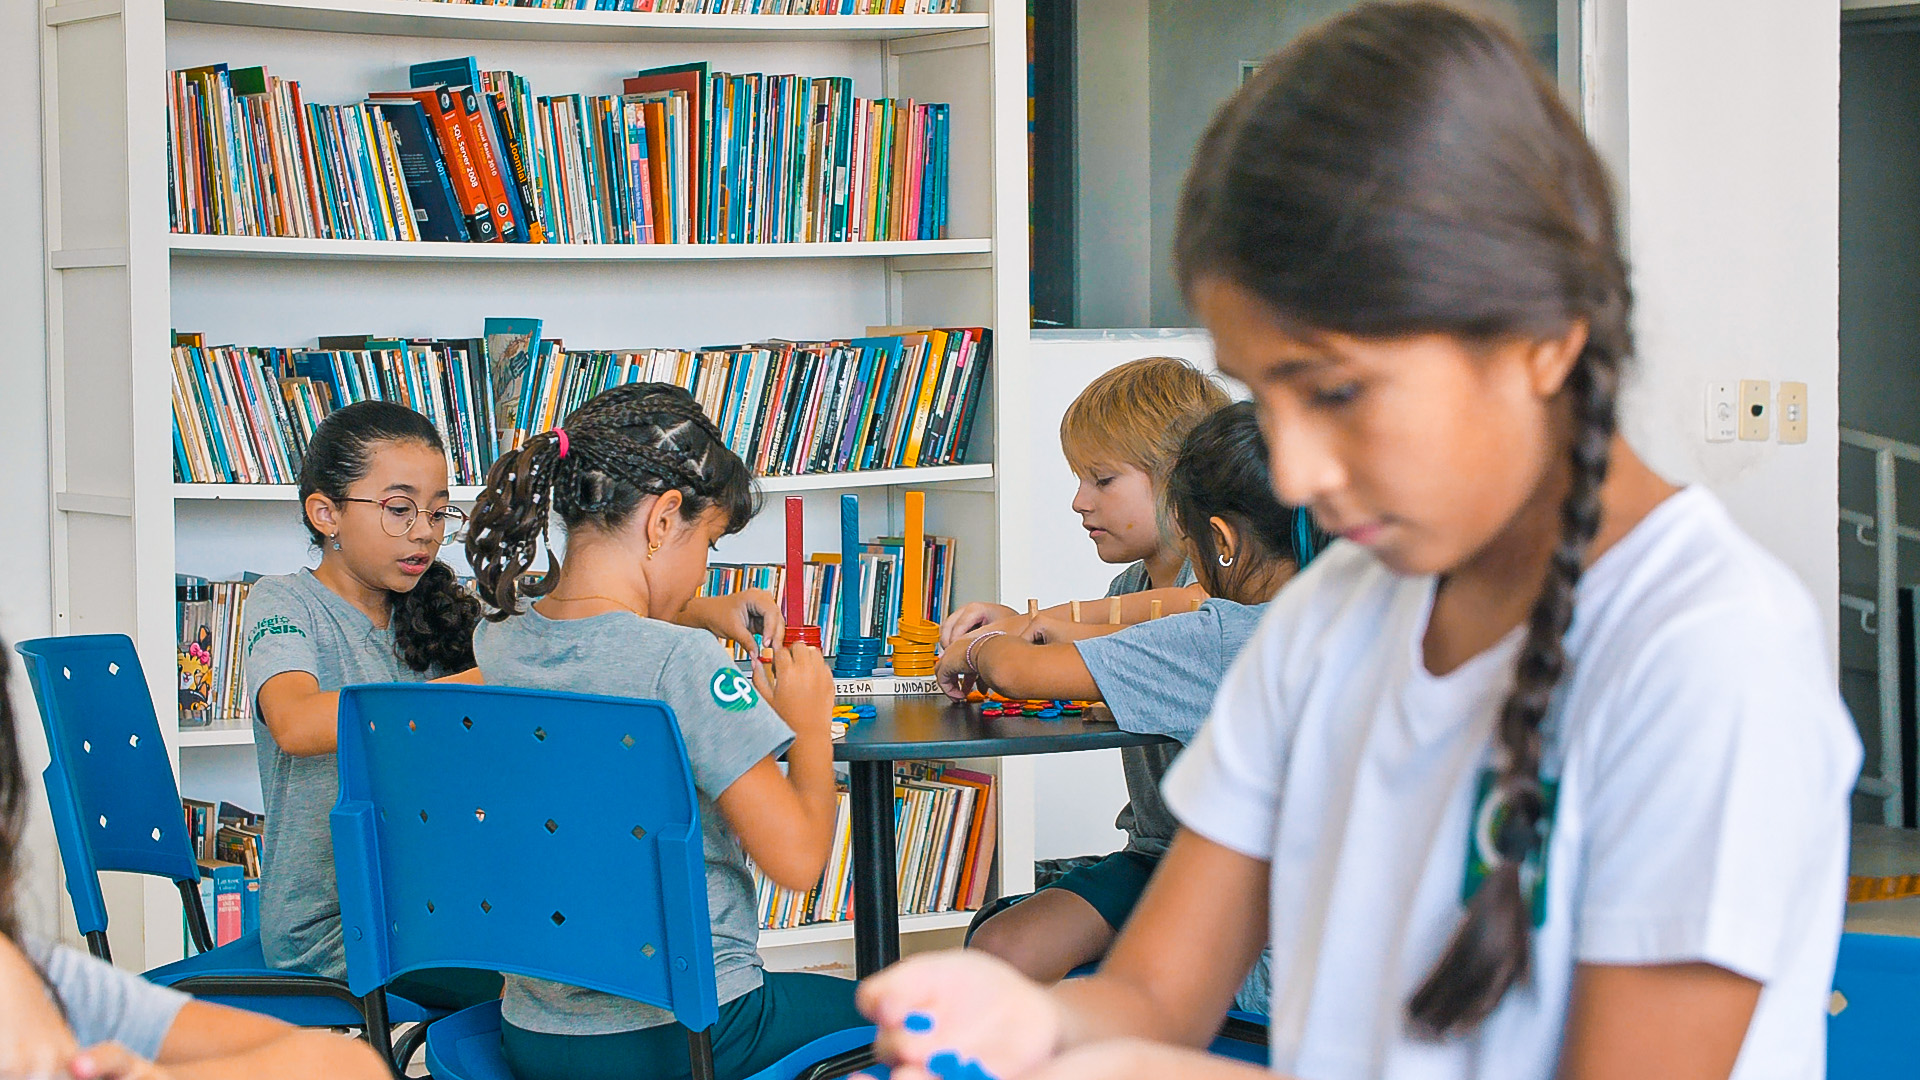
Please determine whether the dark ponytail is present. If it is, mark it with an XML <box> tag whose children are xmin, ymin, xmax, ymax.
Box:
<box><xmin>1166</xmin><ymin>402</ymin><xmax>1325</xmax><ymax>604</ymax></box>
<box><xmin>298</xmin><ymin>401</ymin><xmax>480</xmax><ymax>673</ymax></box>
<box><xmin>465</xmin><ymin>383</ymin><xmax>758</xmax><ymax>619</ymax></box>
<box><xmin>0</xmin><ymin>644</ymin><xmax>32</xmax><ymax>947</ymax></box>
<box><xmin>1175</xmin><ymin>1</ymin><xmax>1630</xmax><ymax>1036</ymax></box>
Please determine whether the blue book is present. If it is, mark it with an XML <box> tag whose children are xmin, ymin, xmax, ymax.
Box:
<box><xmin>364</xmin><ymin>97</ymin><xmax>469</xmax><ymax>242</ymax></box>
<box><xmin>186</xmin><ymin>352</ymin><xmax>234</xmax><ymax>481</ymax></box>
<box><xmin>408</xmin><ymin>56</ymin><xmax>483</xmax><ymax>96</ymax></box>
<box><xmin>853</xmin><ymin>337</ymin><xmax>904</xmax><ymax>470</ymax></box>
<box><xmin>483</xmin><ymin>318</ymin><xmax>542</xmax><ymax>435</ymax></box>
<box><xmin>172</xmin><ymin>423</ymin><xmax>191</xmax><ymax>482</ymax></box>
<box><xmin>242</xmin><ymin>876</ymin><xmax>260</xmax><ymax>937</ymax></box>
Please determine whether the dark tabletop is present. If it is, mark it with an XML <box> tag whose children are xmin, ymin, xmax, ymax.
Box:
<box><xmin>832</xmin><ymin>694</ymin><xmax>1172</xmax><ymax>761</ymax></box>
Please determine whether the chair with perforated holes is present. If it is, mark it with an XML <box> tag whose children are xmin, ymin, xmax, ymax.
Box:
<box><xmin>13</xmin><ymin>634</ymin><xmax>438</xmax><ymax>1072</ymax></box>
<box><xmin>329</xmin><ymin>682</ymin><xmax>877</xmax><ymax>1080</ymax></box>
<box><xmin>1828</xmin><ymin>930</ymin><xmax>1920</xmax><ymax>1078</ymax></box>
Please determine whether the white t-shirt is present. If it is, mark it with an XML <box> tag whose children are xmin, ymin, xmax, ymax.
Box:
<box><xmin>1163</xmin><ymin>486</ymin><xmax>1861</xmax><ymax>1080</ymax></box>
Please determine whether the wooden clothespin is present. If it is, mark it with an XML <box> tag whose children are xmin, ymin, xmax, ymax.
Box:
<box><xmin>1070</xmin><ymin>600</ymin><xmax>1082</xmax><ymax>623</ymax></box>
<box><xmin>1027</xmin><ymin>598</ymin><xmax>1039</xmax><ymax>619</ymax></box>
<box><xmin>1108</xmin><ymin>597</ymin><xmax>1122</xmax><ymax>625</ymax></box>
<box><xmin>1149</xmin><ymin>599</ymin><xmax>1163</xmax><ymax>621</ymax></box>
<box><xmin>1191</xmin><ymin>598</ymin><xmax>1204</xmax><ymax>612</ymax></box>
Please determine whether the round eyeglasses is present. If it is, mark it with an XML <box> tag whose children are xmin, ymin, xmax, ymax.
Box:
<box><xmin>338</xmin><ymin>496</ymin><xmax>469</xmax><ymax>541</ymax></box>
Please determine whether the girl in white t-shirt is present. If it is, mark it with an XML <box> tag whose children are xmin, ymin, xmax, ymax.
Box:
<box><xmin>853</xmin><ymin>4</ymin><xmax>1862</xmax><ymax>1080</ymax></box>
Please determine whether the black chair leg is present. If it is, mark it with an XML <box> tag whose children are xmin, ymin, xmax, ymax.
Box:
<box><xmin>177</xmin><ymin>879</ymin><xmax>215</xmax><ymax>955</ymax></box>
<box><xmin>83</xmin><ymin>930</ymin><xmax>111</xmax><ymax>963</ymax></box>
<box><xmin>359</xmin><ymin>991</ymin><xmax>400</xmax><ymax>1079</ymax></box>
<box><xmin>687</xmin><ymin>1026</ymin><xmax>716</xmax><ymax>1080</ymax></box>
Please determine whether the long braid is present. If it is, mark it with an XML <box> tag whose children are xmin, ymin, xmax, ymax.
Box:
<box><xmin>1406</xmin><ymin>344</ymin><xmax>1622</xmax><ymax>1036</ymax></box>
<box><xmin>466</xmin><ymin>383</ymin><xmax>758</xmax><ymax>619</ymax></box>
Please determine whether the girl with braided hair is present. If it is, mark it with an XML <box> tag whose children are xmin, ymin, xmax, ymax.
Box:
<box><xmin>464</xmin><ymin>382</ymin><xmax>858</xmax><ymax>1080</ymax></box>
<box><xmin>855</xmin><ymin>4</ymin><xmax>1859</xmax><ymax>1080</ymax></box>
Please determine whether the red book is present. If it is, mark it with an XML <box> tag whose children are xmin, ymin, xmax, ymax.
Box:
<box><xmin>455</xmin><ymin>86</ymin><xmax>518</xmax><ymax>242</ymax></box>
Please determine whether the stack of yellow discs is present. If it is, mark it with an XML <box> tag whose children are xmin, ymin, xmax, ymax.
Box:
<box><xmin>889</xmin><ymin>617</ymin><xmax>941</xmax><ymax>677</ymax></box>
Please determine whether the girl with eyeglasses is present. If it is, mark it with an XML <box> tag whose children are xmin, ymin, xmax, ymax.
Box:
<box><xmin>242</xmin><ymin>400</ymin><xmax>505</xmax><ymax>1011</ymax></box>
<box><xmin>241</xmin><ymin>402</ymin><xmax>786</xmax><ymax>1010</ymax></box>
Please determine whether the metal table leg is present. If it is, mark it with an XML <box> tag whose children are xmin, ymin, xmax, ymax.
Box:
<box><xmin>849</xmin><ymin>758</ymin><xmax>899</xmax><ymax>977</ymax></box>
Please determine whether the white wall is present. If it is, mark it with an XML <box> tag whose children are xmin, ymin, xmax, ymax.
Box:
<box><xmin>1593</xmin><ymin>0</ymin><xmax>1841</xmax><ymax>649</ymax></box>
<box><xmin>1</xmin><ymin>0</ymin><xmax>64</xmax><ymax>941</ymax></box>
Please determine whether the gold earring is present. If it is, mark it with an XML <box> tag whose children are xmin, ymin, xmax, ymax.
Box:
<box><xmin>647</xmin><ymin>540</ymin><xmax>661</xmax><ymax>560</ymax></box>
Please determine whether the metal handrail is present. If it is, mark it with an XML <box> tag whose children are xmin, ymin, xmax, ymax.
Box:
<box><xmin>1840</xmin><ymin>425</ymin><xmax>1920</xmax><ymax>824</ymax></box>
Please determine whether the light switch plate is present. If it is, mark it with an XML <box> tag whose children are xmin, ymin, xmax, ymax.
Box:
<box><xmin>1777</xmin><ymin>381</ymin><xmax>1807</xmax><ymax>444</ymax></box>
<box><xmin>1739</xmin><ymin>380</ymin><xmax>1770</xmax><ymax>441</ymax></box>
<box><xmin>1706</xmin><ymin>382</ymin><xmax>1737</xmax><ymax>442</ymax></box>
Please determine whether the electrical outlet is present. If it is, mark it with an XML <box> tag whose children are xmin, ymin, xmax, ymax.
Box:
<box><xmin>1705</xmin><ymin>382</ymin><xmax>1737</xmax><ymax>442</ymax></box>
<box><xmin>1778</xmin><ymin>381</ymin><xmax>1808</xmax><ymax>444</ymax></box>
<box><xmin>1739</xmin><ymin>380</ymin><xmax>1770</xmax><ymax>441</ymax></box>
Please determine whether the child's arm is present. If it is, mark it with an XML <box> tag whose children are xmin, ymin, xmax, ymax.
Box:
<box><xmin>257</xmin><ymin>668</ymin><xmax>483</xmax><ymax>755</ymax></box>
<box><xmin>856</xmin><ymin>830</ymin><xmax>1271</xmax><ymax>1076</ymax></box>
<box><xmin>713</xmin><ymin>646</ymin><xmax>839</xmax><ymax>890</ymax></box>
<box><xmin>144</xmin><ymin>1002</ymin><xmax>388</xmax><ymax>1080</ymax></box>
<box><xmin>935</xmin><ymin>630</ymin><xmax>1098</xmax><ymax>703</ymax></box>
<box><xmin>1557</xmin><ymin>965</ymin><xmax>1759</xmax><ymax>1080</ymax></box>
<box><xmin>254</xmin><ymin>674</ymin><xmax>340</xmax><ymax>757</ymax></box>
<box><xmin>948</xmin><ymin>587</ymin><xmax>1211</xmax><ymax>648</ymax></box>
<box><xmin>0</xmin><ymin>935</ymin><xmax>79</xmax><ymax>1077</ymax></box>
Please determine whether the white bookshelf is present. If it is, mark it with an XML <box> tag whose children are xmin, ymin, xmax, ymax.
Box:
<box><xmin>42</xmin><ymin>0</ymin><xmax>1032</xmax><ymax>969</ymax></box>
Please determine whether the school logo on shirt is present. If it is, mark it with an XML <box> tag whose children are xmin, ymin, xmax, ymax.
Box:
<box><xmin>246</xmin><ymin>616</ymin><xmax>306</xmax><ymax>655</ymax></box>
<box><xmin>709</xmin><ymin>668</ymin><xmax>759</xmax><ymax>712</ymax></box>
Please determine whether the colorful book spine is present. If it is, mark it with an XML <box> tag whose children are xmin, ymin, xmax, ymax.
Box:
<box><xmin>750</xmin><ymin>761</ymin><xmax>994</xmax><ymax>929</ymax></box>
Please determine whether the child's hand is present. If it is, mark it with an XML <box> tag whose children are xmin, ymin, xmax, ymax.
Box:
<box><xmin>756</xmin><ymin>644</ymin><xmax>832</xmax><ymax>737</ymax></box>
<box><xmin>857</xmin><ymin>950</ymin><xmax>1062</xmax><ymax>1080</ymax></box>
<box><xmin>940</xmin><ymin>603</ymin><xmax>1018</xmax><ymax>649</ymax></box>
<box><xmin>935</xmin><ymin>633</ymin><xmax>982</xmax><ymax>700</ymax></box>
<box><xmin>681</xmin><ymin>590</ymin><xmax>786</xmax><ymax>653</ymax></box>
<box><xmin>65</xmin><ymin>1043</ymin><xmax>172</xmax><ymax>1080</ymax></box>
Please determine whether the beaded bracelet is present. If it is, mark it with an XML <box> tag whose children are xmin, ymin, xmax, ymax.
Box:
<box><xmin>964</xmin><ymin>630</ymin><xmax>1009</xmax><ymax>675</ymax></box>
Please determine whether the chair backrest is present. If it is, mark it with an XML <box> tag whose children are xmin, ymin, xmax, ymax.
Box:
<box><xmin>1829</xmin><ymin>930</ymin><xmax>1920</xmax><ymax>1077</ymax></box>
<box><xmin>14</xmin><ymin>635</ymin><xmax>200</xmax><ymax>936</ymax></box>
<box><xmin>332</xmin><ymin>683</ymin><xmax>720</xmax><ymax>1033</ymax></box>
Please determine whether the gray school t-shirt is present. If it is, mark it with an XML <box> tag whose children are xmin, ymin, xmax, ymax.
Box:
<box><xmin>1096</xmin><ymin>560</ymin><xmax>1200</xmax><ymax>857</ymax></box>
<box><xmin>242</xmin><ymin>570</ymin><xmax>440</xmax><ymax>979</ymax></box>
<box><xmin>28</xmin><ymin>939</ymin><xmax>188</xmax><ymax>1058</ymax></box>
<box><xmin>1077</xmin><ymin>596</ymin><xmax>1261</xmax><ymax>858</ymax></box>
<box><xmin>473</xmin><ymin>609</ymin><xmax>795</xmax><ymax>1036</ymax></box>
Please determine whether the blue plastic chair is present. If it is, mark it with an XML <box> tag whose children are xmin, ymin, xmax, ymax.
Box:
<box><xmin>1829</xmin><ymin>930</ymin><xmax>1920</xmax><ymax>1077</ymax></box>
<box><xmin>13</xmin><ymin>634</ymin><xmax>434</xmax><ymax>1063</ymax></box>
<box><xmin>330</xmin><ymin>683</ymin><xmax>875</xmax><ymax>1080</ymax></box>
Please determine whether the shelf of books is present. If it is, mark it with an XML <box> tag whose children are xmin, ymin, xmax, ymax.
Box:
<box><xmin>166</xmin><ymin>0</ymin><xmax>990</xmax><ymax>45</ymax></box>
<box><xmin>169</xmin><ymin>236</ymin><xmax>991</xmax><ymax>262</ymax></box>
<box><xmin>175</xmin><ymin>465</ymin><xmax>992</xmax><ymax>501</ymax></box>
<box><xmin>46</xmin><ymin>0</ymin><xmax>1030</xmax><ymax>971</ymax></box>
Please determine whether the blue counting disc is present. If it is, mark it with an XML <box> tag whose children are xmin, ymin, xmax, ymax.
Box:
<box><xmin>1037</xmin><ymin>708</ymin><xmax>1061</xmax><ymax>720</ymax></box>
<box><xmin>903</xmin><ymin>1012</ymin><xmax>934</xmax><ymax>1034</ymax></box>
<box><xmin>927</xmin><ymin>1052</ymin><xmax>963</xmax><ymax>1079</ymax></box>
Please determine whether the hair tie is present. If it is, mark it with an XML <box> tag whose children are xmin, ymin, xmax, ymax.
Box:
<box><xmin>554</xmin><ymin>428</ymin><xmax>569</xmax><ymax>460</ymax></box>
